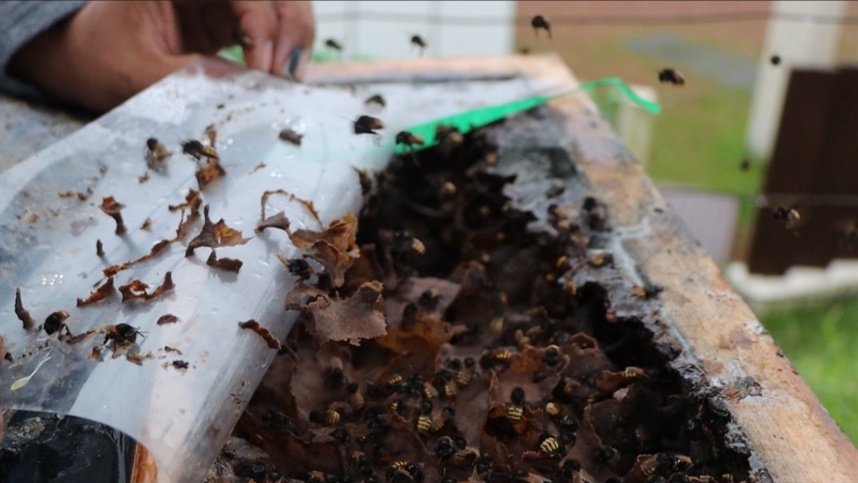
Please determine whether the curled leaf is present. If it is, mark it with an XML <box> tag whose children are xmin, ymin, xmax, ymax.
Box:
<box><xmin>119</xmin><ymin>272</ymin><xmax>175</xmax><ymax>302</ymax></box>
<box><xmin>76</xmin><ymin>277</ymin><xmax>116</xmax><ymax>307</ymax></box>
<box><xmin>186</xmin><ymin>205</ymin><xmax>251</xmax><ymax>257</ymax></box>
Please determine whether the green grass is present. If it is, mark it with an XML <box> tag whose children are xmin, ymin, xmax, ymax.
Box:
<box><xmin>760</xmin><ymin>298</ymin><xmax>858</xmax><ymax>445</ymax></box>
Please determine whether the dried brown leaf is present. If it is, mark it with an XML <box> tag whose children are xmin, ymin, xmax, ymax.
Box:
<box><xmin>168</xmin><ymin>189</ymin><xmax>203</xmax><ymax>214</ymax></box>
<box><xmin>287</xmin><ymin>281</ymin><xmax>387</xmax><ymax>345</ymax></box>
<box><xmin>14</xmin><ymin>288</ymin><xmax>37</xmax><ymax>331</ymax></box>
<box><xmin>256</xmin><ymin>211</ymin><xmax>291</xmax><ymax>233</ymax></box>
<box><xmin>157</xmin><ymin>314</ymin><xmax>179</xmax><ymax>325</ymax></box>
<box><xmin>186</xmin><ymin>205</ymin><xmax>251</xmax><ymax>256</ymax></box>
<box><xmin>260</xmin><ymin>189</ymin><xmax>321</xmax><ymax>226</ymax></box>
<box><xmin>99</xmin><ymin>196</ymin><xmax>127</xmax><ymax>235</ymax></box>
<box><xmin>238</xmin><ymin>319</ymin><xmax>281</xmax><ymax>350</ymax></box>
<box><xmin>76</xmin><ymin>277</ymin><xmax>116</xmax><ymax>307</ymax></box>
<box><xmin>195</xmin><ymin>159</ymin><xmax>226</xmax><ymax>189</ymax></box>
<box><xmin>207</xmin><ymin>250</ymin><xmax>243</xmax><ymax>273</ymax></box>
<box><xmin>119</xmin><ymin>272</ymin><xmax>175</xmax><ymax>302</ymax></box>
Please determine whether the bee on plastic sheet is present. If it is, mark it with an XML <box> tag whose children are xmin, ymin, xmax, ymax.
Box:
<box><xmin>145</xmin><ymin>138</ymin><xmax>171</xmax><ymax>170</ymax></box>
<box><xmin>506</xmin><ymin>387</ymin><xmax>526</xmax><ymax>422</ymax></box>
<box><xmin>410</xmin><ymin>35</ymin><xmax>428</xmax><ymax>56</ymax></box>
<box><xmin>104</xmin><ymin>323</ymin><xmax>145</xmax><ymax>351</ymax></box>
<box><xmin>44</xmin><ymin>310</ymin><xmax>71</xmax><ymax>336</ymax></box>
<box><xmin>658</xmin><ymin>68</ymin><xmax>685</xmax><ymax>86</ymax></box>
<box><xmin>287</xmin><ymin>258</ymin><xmax>314</xmax><ymax>280</ymax></box>
<box><xmin>324</xmin><ymin>38</ymin><xmax>343</xmax><ymax>51</ymax></box>
<box><xmin>354</xmin><ymin>115</ymin><xmax>384</xmax><ymax>135</ymax></box>
<box><xmin>387</xmin><ymin>460</ymin><xmax>424</xmax><ymax>482</ymax></box>
<box><xmin>347</xmin><ymin>382</ymin><xmax>366</xmax><ymax>412</ymax></box>
<box><xmin>531</xmin><ymin>15</ymin><xmax>552</xmax><ymax>39</ymax></box>
<box><xmin>325</xmin><ymin>356</ymin><xmax>346</xmax><ymax>388</ymax></box>
<box><xmin>181</xmin><ymin>139</ymin><xmax>218</xmax><ymax>161</ymax></box>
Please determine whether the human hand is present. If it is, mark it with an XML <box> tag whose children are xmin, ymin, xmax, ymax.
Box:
<box><xmin>8</xmin><ymin>0</ymin><xmax>315</xmax><ymax>112</ymax></box>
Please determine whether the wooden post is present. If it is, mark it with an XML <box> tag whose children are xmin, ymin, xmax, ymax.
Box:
<box><xmin>745</xmin><ymin>0</ymin><xmax>847</xmax><ymax>160</ymax></box>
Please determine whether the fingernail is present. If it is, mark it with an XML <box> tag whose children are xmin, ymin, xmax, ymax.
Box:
<box><xmin>261</xmin><ymin>41</ymin><xmax>273</xmax><ymax>71</ymax></box>
<box><xmin>286</xmin><ymin>46</ymin><xmax>303</xmax><ymax>79</ymax></box>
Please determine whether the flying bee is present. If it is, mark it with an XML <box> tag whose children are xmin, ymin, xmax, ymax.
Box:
<box><xmin>325</xmin><ymin>356</ymin><xmax>345</xmax><ymax>388</ymax></box>
<box><xmin>658</xmin><ymin>68</ymin><xmax>685</xmax><ymax>86</ymax></box>
<box><xmin>456</xmin><ymin>357</ymin><xmax>476</xmax><ymax>387</ymax></box>
<box><xmin>104</xmin><ymin>323</ymin><xmax>145</xmax><ymax>351</ymax></box>
<box><xmin>44</xmin><ymin>310</ymin><xmax>71</xmax><ymax>336</ymax></box>
<box><xmin>324</xmin><ymin>38</ymin><xmax>343</xmax><ymax>51</ymax></box>
<box><xmin>770</xmin><ymin>54</ymin><xmax>781</xmax><ymax>66</ymax></box>
<box><xmin>410</xmin><ymin>35</ymin><xmax>427</xmax><ymax>56</ymax></box>
<box><xmin>531</xmin><ymin>15</ymin><xmax>551</xmax><ymax>39</ymax></box>
<box><xmin>354</xmin><ymin>115</ymin><xmax>384</xmax><ymax>135</ymax></box>
<box><xmin>347</xmin><ymin>382</ymin><xmax>366</xmax><ymax>412</ymax></box>
<box><xmin>506</xmin><ymin>387</ymin><xmax>526</xmax><ymax>422</ymax></box>
<box><xmin>773</xmin><ymin>206</ymin><xmax>801</xmax><ymax>230</ymax></box>
<box><xmin>416</xmin><ymin>414</ymin><xmax>433</xmax><ymax>434</ymax></box>
<box><xmin>145</xmin><ymin>138</ymin><xmax>171</xmax><ymax>170</ymax></box>
<box><xmin>538</xmin><ymin>433</ymin><xmax>561</xmax><ymax>455</ymax></box>
<box><xmin>365</xmin><ymin>94</ymin><xmax>386</xmax><ymax>107</ymax></box>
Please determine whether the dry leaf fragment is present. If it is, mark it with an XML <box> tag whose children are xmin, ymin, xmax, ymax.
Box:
<box><xmin>99</xmin><ymin>196</ymin><xmax>127</xmax><ymax>235</ymax></box>
<box><xmin>140</xmin><ymin>218</ymin><xmax>153</xmax><ymax>231</ymax></box>
<box><xmin>207</xmin><ymin>250</ymin><xmax>243</xmax><ymax>273</ymax></box>
<box><xmin>238</xmin><ymin>319</ymin><xmax>281</xmax><ymax>350</ymax></box>
<box><xmin>195</xmin><ymin>159</ymin><xmax>226</xmax><ymax>189</ymax></box>
<box><xmin>286</xmin><ymin>281</ymin><xmax>387</xmax><ymax>345</ymax></box>
<box><xmin>119</xmin><ymin>272</ymin><xmax>175</xmax><ymax>302</ymax></box>
<box><xmin>157</xmin><ymin>314</ymin><xmax>179</xmax><ymax>325</ymax></box>
<box><xmin>168</xmin><ymin>189</ymin><xmax>203</xmax><ymax>214</ymax></box>
<box><xmin>256</xmin><ymin>211</ymin><xmax>291</xmax><ymax>233</ymax></box>
<box><xmin>186</xmin><ymin>205</ymin><xmax>251</xmax><ymax>257</ymax></box>
<box><xmin>14</xmin><ymin>288</ymin><xmax>37</xmax><ymax>331</ymax></box>
<box><xmin>279</xmin><ymin>128</ymin><xmax>303</xmax><ymax>145</ymax></box>
<box><xmin>260</xmin><ymin>189</ymin><xmax>322</xmax><ymax>226</ymax></box>
<box><xmin>76</xmin><ymin>277</ymin><xmax>116</xmax><ymax>306</ymax></box>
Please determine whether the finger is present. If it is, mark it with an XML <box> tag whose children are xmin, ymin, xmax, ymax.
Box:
<box><xmin>292</xmin><ymin>45</ymin><xmax>312</xmax><ymax>81</ymax></box>
<box><xmin>271</xmin><ymin>0</ymin><xmax>315</xmax><ymax>77</ymax></box>
<box><xmin>230</xmin><ymin>0</ymin><xmax>277</xmax><ymax>71</ymax></box>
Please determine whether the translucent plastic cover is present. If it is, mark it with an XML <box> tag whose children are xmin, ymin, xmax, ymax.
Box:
<box><xmin>0</xmin><ymin>60</ymin><xmax>561</xmax><ymax>481</ymax></box>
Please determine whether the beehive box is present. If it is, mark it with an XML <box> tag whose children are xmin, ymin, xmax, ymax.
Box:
<box><xmin>236</xmin><ymin>54</ymin><xmax>855</xmax><ymax>482</ymax></box>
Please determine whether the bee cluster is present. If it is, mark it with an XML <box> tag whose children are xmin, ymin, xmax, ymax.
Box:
<box><xmin>221</xmin><ymin>122</ymin><xmax>754</xmax><ymax>483</ymax></box>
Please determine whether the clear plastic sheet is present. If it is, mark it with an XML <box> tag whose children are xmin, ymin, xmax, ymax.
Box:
<box><xmin>0</xmin><ymin>60</ymin><xmax>562</xmax><ymax>481</ymax></box>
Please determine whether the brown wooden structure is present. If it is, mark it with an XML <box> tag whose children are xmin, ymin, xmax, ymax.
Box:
<box><xmin>748</xmin><ymin>67</ymin><xmax>858</xmax><ymax>275</ymax></box>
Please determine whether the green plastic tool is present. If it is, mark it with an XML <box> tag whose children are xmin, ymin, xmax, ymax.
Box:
<box><xmin>395</xmin><ymin>76</ymin><xmax>661</xmax><ymax>155</ymax></box>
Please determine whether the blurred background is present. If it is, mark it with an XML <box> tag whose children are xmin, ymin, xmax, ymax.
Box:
<box><xmin>306</xmin><ymin>0</ymin><xmax>858</xmax><ymax>444</ymax></box>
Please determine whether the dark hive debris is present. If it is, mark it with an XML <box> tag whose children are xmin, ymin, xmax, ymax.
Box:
<box><xmin>354</xmin><ymin>115</ymin><xmax>384</xmax><ymax>135</ymax></box>
<box><xmin>278</xmin><ymin>128</ymin><xmax>303</xmax><ymax>146</ymax></box>
<box><xmin>14</xmin><ymin>288</ymin><xmax>37</xmax><ymax>331</ymax></box>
